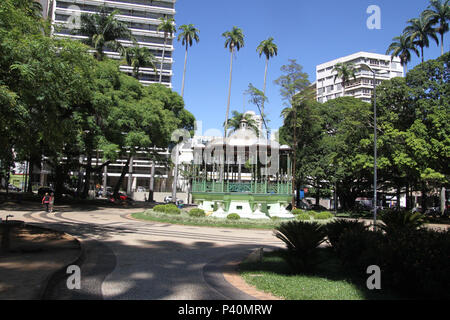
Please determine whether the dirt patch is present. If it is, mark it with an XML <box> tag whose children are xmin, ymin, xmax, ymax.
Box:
<box><xmin>0</xmin><ymin>225</ymin><xmax>81</xmax><ymax>299</ymax></box>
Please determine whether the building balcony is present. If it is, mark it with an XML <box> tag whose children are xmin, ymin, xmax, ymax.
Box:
<box><xmin>56</xmin><ymin>0</ymin><xmax>175</xmax><ymax>15</ymax></box>
<box><xmin>192</xmin><ymin>181</ymin><xmax>292</xmax><ymax>195</ymax></box>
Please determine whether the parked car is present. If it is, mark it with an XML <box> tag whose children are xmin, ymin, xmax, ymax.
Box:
<box><xmin>8</xmin><ymin>184</ymin><xmax>21</xmax><ymax>192</ymax></box>
<box><xmin>136</xmin><ymin>186</ymin><xmax>147</xmax><ymax>193</ymax></box>
<box><xmin>109</xmin><ymin>192</ymin><xmax>133</xmax><ymax>202</ymax></box>
<box><xmin>297</xmin><ymin>201</ymin><xmax>311</xmax><ymax>210</ymax></box>
<box><xmin>164</xmin><ymin>195</ymin><xmax>184</xmax><ymax>205</ymax></box>
<box><xmin>97</xmin><ymin>187</ymin><xmax>113</xmax><ymax>198</ymax></box>
<box><xmin>309</xmin><ymin>204</ymin><xmax>328</xmax><ymax>211</ymax></box>
<box><xmin>38</xmin><ymin>187</ymin><xmax>54</xmax><ymax>197</ymax></box>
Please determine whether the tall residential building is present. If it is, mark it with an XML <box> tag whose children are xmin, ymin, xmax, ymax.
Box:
<box><xmin>46</xmin><ymin>0</ymin><xmax>176</xmax><ymax>88</ymax></box>
<box><xmin>316</xmin><ymin>52</ymin><xmax>404</xmax><ymax>104</ymax></box>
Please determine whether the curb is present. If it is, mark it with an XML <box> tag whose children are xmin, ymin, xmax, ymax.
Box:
<box><xmin>221</xmin><ymin>250</ymin><xmax>283</xmax><ymax>301</ymax></box>
<box><xmin>22</xmin><ymin>224</ymin><xmax>86</xmax><ymax>300</ymax></box>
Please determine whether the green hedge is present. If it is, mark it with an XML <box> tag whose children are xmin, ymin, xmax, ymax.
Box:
<box><xmin>153</xmin><ymin>204</ymin><xmax>181</xmax><ymax>215</ymax></box>
<box><xmin>188</xmin><ymin>208</ymin><xmax>205</xmax><ymax>217</ymax></box>
<box><xmin>296</xmin><ymin>213</ymin><xmax>311</xmax><ymax>221</ymax></box>
<box><xmin>315</xmin><ymin>211</ymin><xmax>334</xmax><ymax>220</ymax></box>
<box><xmin>227</xmin><ymin>213</ymin><xmax>240</xmax><ymax>220</ymax></box>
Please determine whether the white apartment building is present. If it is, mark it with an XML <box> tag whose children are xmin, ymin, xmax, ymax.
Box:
<box><xmin>44</xmin><ymin>0</ymin><xmax>176</xmax><ymax>87</ymax></box>
<box><xmin>316</xmin><ymin>52</ymin><xmax>404</xmax><ymax>104</ymax></box>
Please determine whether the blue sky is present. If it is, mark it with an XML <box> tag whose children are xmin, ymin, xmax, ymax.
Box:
<box><xmin>171</xmin><ymin>0</ymin><xmax>445</xmax><ymax>134</ymax></box>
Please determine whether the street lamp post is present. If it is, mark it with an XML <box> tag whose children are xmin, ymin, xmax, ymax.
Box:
<box><xmin>359</xmin><ymin>64</ymin><xmax>388</xmax><ymax>230</ymax></box>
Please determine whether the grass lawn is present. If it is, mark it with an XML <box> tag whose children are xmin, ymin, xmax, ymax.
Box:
<box><xmin>239</xmin><ymin>249</ymin><xmax>400</xmax><ymax>300</ymax></box>
<box><xmin>131</xmin><ymin>210</ymin><xmax>336</xmax><ymax>230</ymax></box>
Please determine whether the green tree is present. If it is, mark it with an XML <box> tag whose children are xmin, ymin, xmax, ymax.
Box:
<box><xmin>177</xmin><ymin>24</ymin><xmax>200</xmax><ymax>98</ymax></box>
<box><xmin>157</xmin><ymin>16</ymin><xmax>176</xmax><ymax>84</ymax></box>
<box><xmin>404</xmin><ymin>12</ymin><xmax>439</xmax><ymax>63</ymax></box>
<box><xmin>222</xmin><ymin>26</ymin><xmax>245</xmax><ymax>138</ymax></box>
<box><xmin>275</xmin><ymin>60</ymin><xmax>310</xmax><ymax>207</ymax></box>
<box><xmin>386</xmin><ymin>34</ymin><xmax>420</xmax><ymax>75</ymax></box>
<box><xmin>256</xmin><ymin>37</ymin><xmax>278</xmax><ymax>115</ymax></box>
<box><xmin>424</xmin><ymin>0</ymin><xmax>450</xmax><ymax>56</ymax></box>
<box><xmin>332</xmin><ymin>62</ymin><xmax>357</xmax><ymax>96</ymax></box>
<box><xmin>224</xmin><ymin>110</ymin><xmax>260</xmax><ymax>136</ymax></box>
<box><xmin>79</xmin><ymin>6</ymin><xmax>131</xmax><ymax>61</ymax></box>
<box><xmin>121</xmin><ymin>42</ymin><xmax>157</xmax><ymax>80</ymax></box>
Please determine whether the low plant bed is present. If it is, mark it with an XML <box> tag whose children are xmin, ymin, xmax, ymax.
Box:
<box><xmin>132</xmin><ymin>210</ymin><xmax>289</xmax><ymax>230</ymax></box>
<box><xmin>239</xmin><ymin>249</ymin><xmax>400</xmax><ymax>300</ymax></box>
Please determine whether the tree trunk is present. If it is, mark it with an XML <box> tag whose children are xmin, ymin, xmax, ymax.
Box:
<box><xmin>113</xmin><ymin>155</ymin><xmax>132</xmax><ymax>199</ymax></box>
<box><xmin>262</xmin><ymin>57</ymin><xmax>268</xmax><ymax>116</ymax></box>
<box><xmin>291</xmin><ymin>108</ymin><xmax>297</xmax><ymax>208</ymax></box>
<box><xmin>441</xmin><ymin>32</ymin><xmax>444</xmax><ymax>56</ymax></box>
<box><xmin>224</xmin><ymin>48</ymin><xmax>234</xmax><ymax>138</ymax></box>
<box><xmin>82</xmin><ymin>153</ymin><xmax>92</xmax><ymax>199</ymax></box>
<box><xmin>421</xmin><ymin>46</ymin><xmax>424</xmax><ymax>63</ymax></box>
<box><xmin>27</xmin><ymin>160</ymin><xmax>34</xmax><ymax>193</ymax></box>
<box><xmin>181</xmin><ymin>45</ymin><xmax>188</xmax><ymax>97</ymax></box>
<box><xmin>421</xmin><ymin>184</ymin><xmax>427</xmax><ymax>211</ymax></box>
<box><xmin>159</xmin><ymin>36</ymin><xmax>167</xmax><ymax>84</ymax></box>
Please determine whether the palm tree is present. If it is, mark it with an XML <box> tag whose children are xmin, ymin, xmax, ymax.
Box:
<box><xmin>177</xmin><ymin>24</ymin><xmax>200</xmax><ymax>98</ymax></box>
<box><xmin>157</xmin><ymin>16</ymin><xmax>176</xmax><ymax>84</ymax></box>
<box><xmin>224</xmin><ymin>111</ymin><xmax>260</xmax><ymax>136</ymax></box>
<box><xmin>386</xmin><ymin>34</ymin><xmax>420</xmax><ymax>75</ymax></box>
<box><xmin>332</xmin><ymin>62</ymin><xmax>357</xmax><ymax>96</ymax></box>
<box><xmin>222</xmin><ymin>26</ymin><xmax>245</xmax><ymax>138</ymax></box>
<box><xmin>424</xmin><ymin>0</ymin><xmax>450</xmax><ymax>56</ymax></box>
<box><xmin>120</xmin><ymin>42</ymin><xmax>157</xmax><ymax>80</ymax></box>
<box><xmin>79</xmin><ymin>6</ymin><xmax>131</xmax><ymax>61</ymax></box>
<box><xmin>404</xmin><ymin>13</ymin><xmax>439</xmax><ymax>63</ymax></box>
<box><xmin>256</xmin><ymin>37</ymin><xmax>278</xmax><ymax>115</ymax></box>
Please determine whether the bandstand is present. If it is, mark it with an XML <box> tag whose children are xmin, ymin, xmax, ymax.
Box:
<box><xmin>190</xmin><ymin>120</ymin><xmax>294</xmax><ymax>219</ymax></box>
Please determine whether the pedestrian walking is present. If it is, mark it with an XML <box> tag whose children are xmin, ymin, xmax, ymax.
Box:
<box><xmin>42</xmin><ymin>192</ymin><xmax>50</xmax><ymax>213</ymax></box>
<box><xmin>49</xmin><ymin>192</ymin><xmax>55</xmax><ymax>213</ymax></box>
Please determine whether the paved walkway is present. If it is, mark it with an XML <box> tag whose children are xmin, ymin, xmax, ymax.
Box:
<box><xmin>0</xmin><ymin>203</ymin><xmax>284</xmax><ymax>300</ymax></box>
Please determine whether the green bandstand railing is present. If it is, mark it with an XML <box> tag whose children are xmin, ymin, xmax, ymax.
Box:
<box><xmin>192</xmin><ymin>181</ymin><xmax>292</xmax><ymax>195</ymax></box>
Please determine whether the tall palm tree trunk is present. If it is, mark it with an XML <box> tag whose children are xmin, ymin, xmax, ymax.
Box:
<box><xmin>421</xmin><ymin>45</ymin><xmax>424</xmax><ymax>63</ymax></box>
<box><xmin>262</xmin><ymin>57</ymin><xmax>269</xmax><ymax>116</ymax></box>
<box><xmin>440</xmin><ymin>32</ymin><xmax>444</xmax><ymax>56</ymax></box>
<box><xmin>159</xmin><ymin>36</ymin><xmax>167</xmax><ymax>84</ymax></box>
<box><xmin>224</xmin><ymin>48</ymin><xmax>234</xmax><ymax>138</ymax></box>
<box><xmin>181</xmin><ymin>45</ymin><xmax>188</xmax><ymax>98</ymax></box>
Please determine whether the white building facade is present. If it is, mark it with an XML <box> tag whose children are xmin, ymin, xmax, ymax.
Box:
<box><xmin>45</xmin><ymin>0</ymin><xmax>176</xmax><ymax>87</ymax></box>
<box><xmin>316</xmin><ymin>52</ymin><xmax>404</xmax><ymax>104</ymax></box>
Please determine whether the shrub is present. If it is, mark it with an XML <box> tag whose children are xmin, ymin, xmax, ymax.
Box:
<box><xmin>188</xmin><ymin>208</ymin><xmax>205</xmax><ymax>217</ymax></box>
<box><xmin>324</xmin><ymin>219</ymin><xmax>367</xmax><ymax>248</ymax></box>
<box><xmin>379</xmin><ymin>209</ymin><xmax>425</xmax><ymax>236</ymax></box>
<box><xmin>380</xmin><ymin>228</ymin><xmax>450</xmax><ymax>299</ymax></box>
<box><xmin>153</xmin><ymin>204</ymin><xmax>180</xmax><ymax>215</ymax></box>
<box><xmin>291</xmin><ymin>209</ymin><xmax>305</xmax><ymax>215</ymax></box>
<box><xmin>274</xmin><ymin>221</ymin><xmax>326</xmax><ymax>273</ymax></box>
<box><xmin>315</xmin><ymin>211</ymin><xmax>334</xmax><ymax>220</ymax></box>
<box><xmin>227</xmin><ymin>213</ymin><xmax>240</xmax><ymax>220</ymax></box>
<box><xmin>153</xmin><ymin>205</ymin><xmax>167</xmax><ymax>213</ymax></box>
<box><xmin>164</xmin><ymin>205</ymin><xmax>181</xmax><ymax>215</ymax></box>
<box><xmin>334</xmin><ymin>227</ymin><xmax>385</xmax><ymax>273</ymax></box>
<box><xmin>308</xmin><ymin>211</ymin><xmax>317</xmax><ymax>219</ymax></box>
<box><xmin>296</xmin><ymin>213</ymin><xmax>311</xmax><ymax>221</ymax></box>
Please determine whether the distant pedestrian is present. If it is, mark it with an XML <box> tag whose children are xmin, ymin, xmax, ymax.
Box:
<box><xmin>42</xmin><ymin>192</ymin><xmax>50</xmax><ymax>212</ymax></box>
<box><xmin>49</xmin><ymin>192</ymin><xmax>55</xmax><ymax>213</ymax></box>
